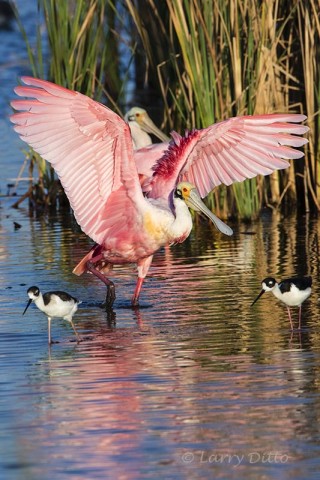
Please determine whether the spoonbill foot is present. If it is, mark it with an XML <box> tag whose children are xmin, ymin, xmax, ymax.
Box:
<box><xmin>103</xmin><ymin>283</ymin><xmax>116</xmax><ymax>310</ymax></box>
<box><xmin>131</xmin><ymin>277</ymin><xmax>144</xmax><ymax>307</ymax></box>
<box><xmin>86</xmin><ymin>260</ymin><xmax>116</xmax><ymax>309</ymax></box>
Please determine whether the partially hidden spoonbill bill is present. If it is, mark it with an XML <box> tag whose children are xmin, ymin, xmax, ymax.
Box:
<box><xmin>23</xmin><ymin>286</ymin><xmax>81</xmax><ymax>343</ymax></box>
<box><xmin>251</xmin><ymin>276</ymin><xmax>312</xmax><ymax>330</ymax></box>
<box><xmin>124</xmin><ymin>106</ymin><xmax>169</xmax><ymax>149</ymax></box>
<box><xmin>11</xmin><ymin>77</ymin><xmax>309</xmax><ymax>308</ymax></box>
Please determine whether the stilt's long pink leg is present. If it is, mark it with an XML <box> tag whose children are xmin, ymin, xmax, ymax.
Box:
<box><xmin>287</xmin><ymin>306</ymin><xmax>294</xmax><ymax>330</ymax></box>
<box><xmin>298</xmin><ymin>306</ymin><xmax>302</xmax><ymax>330</ymax></box>
<box><xmin>70</xmin><ymin>319</ymin><xmax>80</xmax><ymax>342</ymax></box>
<box><xmin>48</xmin><ymin>317</ymin><xmax>52</xmax><ymax>344</ymax></box>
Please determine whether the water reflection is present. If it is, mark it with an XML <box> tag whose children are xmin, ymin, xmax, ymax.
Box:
<box><xmin>1</xmin><ymin>198</ymin><xmax>320</xmax><ymax>479</ymax></box>
<box><xmin>1</xmin><ymin>3</ymin><xmax>320</xmax><ymax>477</ymax></box>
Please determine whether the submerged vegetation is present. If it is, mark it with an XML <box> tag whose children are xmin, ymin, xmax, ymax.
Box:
<box><xmin>13</xmin><ymin>0</ymin><xmax>319</xmax><ymax>219</ymax></box>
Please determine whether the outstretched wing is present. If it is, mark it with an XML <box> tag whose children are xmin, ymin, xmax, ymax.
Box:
<box><xmin>134</xmin><ymin>142</ymin><xmax>168</xmax><ymax>179</ymax></box>
<box><xmin>10</xmin><ymin>77</ymin><xmax>145</xmax><ymax>244</ymax></box>
<box><xmin>148</xmin><ymin>114</ymin><xmax>309</xmax><ymax>199</ymax></box>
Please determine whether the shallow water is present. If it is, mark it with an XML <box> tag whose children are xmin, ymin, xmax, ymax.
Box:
<box><xmin>1</xmin><ymin>3</ymin><xmax>320</xmax><ymax>479</ymax></box>
<box><xmin>1</xmin><ymin>198</ymin><xmax>320</xmax><ymax>480</ymax></box>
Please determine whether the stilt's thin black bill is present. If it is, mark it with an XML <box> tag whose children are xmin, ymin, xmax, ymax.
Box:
<box><xmin>23</xmin><ymin>298</ymin><xmax>32</xmax><ymax>315</ymax></box>
<box><xmin>251</xmin><ymin>289</ymin><xmax>265</xmax><ymax>307</ymax></box>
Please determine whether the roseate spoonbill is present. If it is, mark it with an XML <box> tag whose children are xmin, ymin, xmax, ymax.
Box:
<box><xmin>11</xmin><ymin>77</ymin><xmax>309</xmax><ymax>308</ymax></box>
<box><xmin>251</xmin><ymin>276</ymin><xmax>312</xmax><ymax>330</ymax></box>
<box><xmin>23</xmin><ymin>286</ymin><xmax>81</xmax><ymax>343</ymax></box>
<box><xmin>124</xmin><ymin>106</ymin><xmax>169</xmax><ymax>149</ymax></box>
<box><xmin>124</xmin><ymin>106</ymin><xmax>169</xmax><ymax>184</ymax></box>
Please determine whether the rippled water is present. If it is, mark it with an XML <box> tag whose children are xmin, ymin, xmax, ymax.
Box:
<box><xmin>1</xmin><ymin>3</ymin><xmax>320</xmax><ymax>479</ymax></box>
<box><xmin>1</xmin><ymin>198</ymin><xmax>320</xmax><ymax>480</ymax></box>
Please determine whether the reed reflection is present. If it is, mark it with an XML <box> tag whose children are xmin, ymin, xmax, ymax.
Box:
<box><xmin>2</xmin><ymin>202</ymin><xmax>320</xmax><ymax>478</ymax></box>
<box><xmin>21</xmin><ymin>302</ymin><xmax>320</xmax><ymax>478</ymax></box>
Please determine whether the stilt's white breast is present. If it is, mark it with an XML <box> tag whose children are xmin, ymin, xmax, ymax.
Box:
<box><xmin>35</xmin><ymin>294</ymin><xmax>78</xmax><ymax>320</ymax></box>
<box><xmin>273</xmin><ymin>283</ymin><xmax>311</xmax><ymax>307</ymax></box>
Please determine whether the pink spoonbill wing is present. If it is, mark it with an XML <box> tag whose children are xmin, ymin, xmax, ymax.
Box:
<box><xmin>148</xmin><ymin>115</ymin><xmax>309</xmax><ymax>200</ymax></box>
<box><xmin>11</xmin><ymin>77</ymin><xmax>309</xmax><ymax>215</ymax></box>
<box><xmin>10</xmin><ymin>77</ymin><xmax>147</xmax><ymax>245</ymax></box>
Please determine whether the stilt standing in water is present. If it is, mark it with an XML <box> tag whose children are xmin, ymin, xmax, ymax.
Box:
<box><xmin>23</xmin><ymin>286</ymin><xmax>81</xmax><ymax>343</ymax></box>
<box><xmin>251</xmin><ymin>277</ymin><xmax>312</xmax><ymax>330</ymax></box>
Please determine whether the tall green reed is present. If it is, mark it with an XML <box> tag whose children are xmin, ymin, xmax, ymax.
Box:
<box><xmin>14</xmin><ymin>0</ymin><xmax>126</xmax><ymax>209</ymax></box>
<box><xmin>125</xmin><ymin>0</ymin><xmax>317</xmax><ymax>218</ymax></box>
<box><xmin>14</xmin><ymin>0</ymin><xmax>319</xmax><ymax>218</ymax></box>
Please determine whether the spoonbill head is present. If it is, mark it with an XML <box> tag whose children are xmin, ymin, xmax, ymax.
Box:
<box><xmin>178</xmin><ymin>181</ymin><xmax>233</xmax><ymax>236</ymax></box>
<box><xmin>11</xmin><ymin>77</ymin><xmax>308</xmax><ymax>308</ymax></box>
<box><xmin>125</xmin><ymin>106</ymin><xmax>169</xmax><ymax>149</ymax></box>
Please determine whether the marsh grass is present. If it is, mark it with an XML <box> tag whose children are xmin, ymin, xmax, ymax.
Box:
<box><xmin>15</xmin><ymin>0</ymin><xmax>319</xmax><ymax>219</ymax></box>
<box><xmin>14</xmin><ymin>0</ymin><xmax>125</xmax><ymax>210</ymax></box>
<box><xmin>126</xmin><ymin>0</ymin><xmax>319</xmax><ymax>218</ymax></box>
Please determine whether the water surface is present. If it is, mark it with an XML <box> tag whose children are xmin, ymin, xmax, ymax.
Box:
<box><xmin>1</xmin><ymin>200</ymin><xmax>320</xmax><ymax>480</ymax></box>
<box><xmin>1</xmin><ymin>3</ymin><xmax>320</xmax><ymax>478</ymax></box>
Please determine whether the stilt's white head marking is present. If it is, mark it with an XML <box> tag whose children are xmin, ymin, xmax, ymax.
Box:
<box><xmin>251</xmin><ymin>277</ymin><xmax>277</xmax><ymax>306</ymax></box>
<box><xmin>27</xmin><ymin>286</ymin><xmax>40</xmax><ymax>300</ymax></box>
<box><xmin>23</xmin><ymin>286</ymin><xmax>40</xmax><ymax>316</ymax></box>
<box><xmin>261</xmin><ymin>277</ymin><xmax>277</xmax><ymax>292</ymax></box>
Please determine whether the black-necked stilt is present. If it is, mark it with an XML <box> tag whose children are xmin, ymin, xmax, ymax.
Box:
<box><xmin>251</xmin><ymin>276</ymin><xmax>312</xmax><ymax>330</ymax></box>
<box><xmin>23</xmin><ymin>286</ymin><xmax>81</xmax><ymax>344</ymax></box>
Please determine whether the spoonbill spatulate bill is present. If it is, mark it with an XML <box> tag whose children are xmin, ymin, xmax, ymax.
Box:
<box><xmin>11</xmin><ymin>77</ymin><xmax>309</xmax><ymax>308</ymax></box>
<box><xmin>124</xmin><ymin>106</ymin><xmax>169</xmax><ymax>149</ymax></box>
